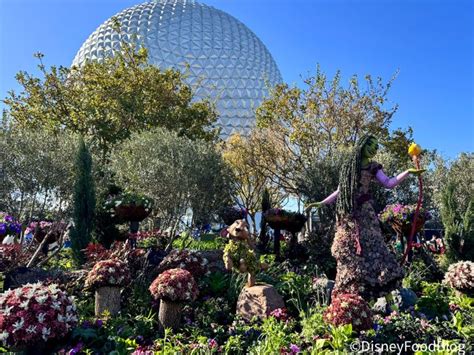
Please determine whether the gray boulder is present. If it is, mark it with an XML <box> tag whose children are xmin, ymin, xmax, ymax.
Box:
<box><xmin>372</xmin><ymin>288</ymin><xmax>418</xmax><ymax>314</ymax></box>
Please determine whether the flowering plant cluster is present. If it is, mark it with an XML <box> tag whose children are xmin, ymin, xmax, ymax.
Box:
<box><xmin>0</xmin><ymin>244</ymin><xmax>31</xmax><ymax>272</ymax></box>
<box><xmin>25</xmin><ymin>221</ymin><xmax>53</xmax><ymax>235</ymax></box>
<box><xmin>0</xmin><ymin>212</ymin><xmax>21</xmax><ymax>236</ymax></box>
<box><xmin>83</xmin><ymin>243</ymin><xmax>112</xmax><ymax>266</ymax></box>
<box><xmin>102</xmin><ymin>192</ymin><xmax>153</xmax><ymax>221</ymax></box>
<box><xmin>149</xmin><ymin>268</ymin><xmax>198</xmax><ymax>302</ymax></box>
<box><xmin>158</xmin><ymin>249</ymin><xmax>209</xmax><ymax>278</ymax></box>
<box><xmin>443</xmin><ymin>261</ymin><xmax>474</xmax><ymax>294</ymax></box>
<box><xmin>85</xmin><ymin>259</ymin><xmax>131</xmax><ymax>289</ymax></box>
<box><xmin>0</xmin><ymin>282</ymin><xmax>77</xmax><ymax>348</ymax></box>
<box><xmin>269</xmin><ymin>308</ymin><xmax>289</xmax><ymax>322</ymax></box>
<box><xmin>323</xmin><ymin>293</ymin><xmax>372</xmax><ymax>331</ymax></box>
<box><xmin>263</xmin><ymin>209</ymin><xmax>307</xmax><ymax>233</ymax></box>
<box><xmin>378</xmin><ymin>204</ymin><xmax>431</xmax><ymax>225</ymax></box>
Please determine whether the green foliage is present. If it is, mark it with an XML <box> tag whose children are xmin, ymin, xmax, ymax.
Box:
<box><xmin>0</xmin><ymin>118</ymin><xmax>77</xmax><ymax>219</ymax></box>
<box><xmin>3</xmin><ymin>40</ymin><xmax>217</xmax><ymax>157</ymax></box>
<box><xmin>70</xmin><ymin>137</ymin><xmax>96</xmax><ymax>265</ymax></box>
<box><xmin>276</xmin><ymin>271</ymin><xmax>314</xmax><ymax>314</ymax></box>
<box><xmin>300</xmin><ymin>306</ymin><xmax>328</xmax><ymax>341</ymax></box>
<box><xmin>312</xmin><ymin>324</ymin><xmax>354</xmax><ymax>353</ymax></box>
<box><xmin>441</xmin><ymin>180</ymin><xmax>474</xmax><ymax>263</ymax></box>
<box><xmin>109</xmin><ymin>127</ymin><xmax>233</xmax><ymax>234</ymax></box>
<box><xmin>415</xmin><ymin>282</ymin><xmax>451</xmax><ymax>319</ymax></box>
<box><xmin>248</xmin><ymin>316</ymin><xmax>298</xmax><ymax>355</ymax></box>
<box><xmin>202</xmin><ymin>271</ymin><xmax>230</xmax><ymax>296</ymax></box>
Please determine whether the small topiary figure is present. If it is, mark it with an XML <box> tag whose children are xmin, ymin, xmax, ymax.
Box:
<box><xmin>149</xmin><ymin>268</ymin><xmax>198</xmax><ymax>332</ymax></box>
<box><xmin>0</xmin><ymin>282</ymin><xmax>78</xmax><ymax>353</ymax></box>
<box><xmin>85</xmin><ymin>259</ymin><xmax>131</xmax><ymax>316</ymax></box>
<box><xmin>443</xmin><ymin>261</ymin><xmax>474</xmax><ymax>296</ymax></box>
<box><xmin>323</xmin><ymin>293</ymin><xmax>372</xmax><ymax>331</ymax></box>
<box><xmin>223</xmin><ymin>219</ymin><xmax>259</xmax><ymax>287</ymax></box>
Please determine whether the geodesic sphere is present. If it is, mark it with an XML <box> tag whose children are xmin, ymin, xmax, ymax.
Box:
<box><xmin>72</xmin><ymin>0</ymin><xmax>282</xmax><ymax>137</ymax></box>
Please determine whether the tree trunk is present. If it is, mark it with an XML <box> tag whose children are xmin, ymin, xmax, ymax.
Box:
<box><xmin>158</xmin><ymin>299</ymin><xmax>182</xmax><ymax>332</ymax></box>
<box><xmin>95</xmin><ymin>286</ymin><xmax>121</xmax><ymax>316</ymax></box>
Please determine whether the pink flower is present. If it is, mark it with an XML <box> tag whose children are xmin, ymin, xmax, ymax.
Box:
<box><xmin>208</xmin><ymin>338</ymin><xmax>218</xmax><ymax>349</ymax></box>
<box><xmin>289</xmin><ymin>344</ymin><xmax>300</xmax><ymax>354</ymax></box>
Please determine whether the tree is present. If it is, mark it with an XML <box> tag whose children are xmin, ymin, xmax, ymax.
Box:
<box><xmin>70</xmin><ymin>137</ymin><xmax>96</xmax><ymax>265</ymax></box>
<box><xmin>109</xmin><ymin>128</ymin><xmax>233</xmax><ymax>237</ymax></box>
<box><xmin>221</xmin><ymin>133</ymin><xmax>285</xmax><ymax>234</ymax></box>
<box><xmin>253</xmin><ymin>66</ymin><xmax>398</xmax><ymax>197</ymax></box>
<box><xmin>0</xmin><ymin>115</ymin><xmax>77</xmax><ymax>221</ymax></box>
<box><xmin>3</xmin><ymin>33</ymin><xmax>218</xmax><ymax>159</ymax></box>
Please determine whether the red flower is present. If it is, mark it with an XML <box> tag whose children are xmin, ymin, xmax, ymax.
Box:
<box><xmin>149</xmin><ymin>268</ymin><xmax>198</xmax><ymax>302</ymax></box>
<box><xmin>323</xmin><ymin>293</ymin><xmax>372</xmax><ymax>331</ymax></box>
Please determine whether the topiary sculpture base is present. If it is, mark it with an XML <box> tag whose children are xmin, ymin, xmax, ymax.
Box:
<box><xmin>95</xmin><ymin>286</ymin><xmax>121</xmax><ymax>316</ymax></box>
<box><xmin>158</xmin><ymin>299</ymin><xmax>182</xmax><ymax>332</ymax></box>
<box><xmin>236</xmin><ymin>284</ymin><xmax>284</xmax><ymax>322</ymax></box>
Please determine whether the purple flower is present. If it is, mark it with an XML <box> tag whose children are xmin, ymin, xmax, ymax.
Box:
<box><xmin>81</xmin><ymin>320</ymin><xmax>92</xmax><ymax>328</ymax></box>
<box><xmin>0</xmin><ymin>223</ymin><xmax>6</xmax><ymax>234</ymax></box>
<box><xmin>5</xmin><ymin>215</ymin><xmax>13</xmax><ymax>222</ymax></box>
<box><xmin>208</xmin><ymin>338</ymin><xmax>218</xmax><ymax>349</ymax></box>
<box><xmin>95</xmin><ymin>319</ymin><xmax>103</xmax><ymax>328</ymax></box>
<box><xmin>289</xmin><ymin>344</ymin><xmax>300</xmax><ymax>354</ymax></box>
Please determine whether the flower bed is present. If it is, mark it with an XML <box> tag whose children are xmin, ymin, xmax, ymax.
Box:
<box><xmin>0</xmin><ymin>282</ymin><xmax>77</xmax><ymax>349</ymax></box>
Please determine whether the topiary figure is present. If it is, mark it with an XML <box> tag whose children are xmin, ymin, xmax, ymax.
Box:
<box><xmin>149</xmin><ymin>268</ymin><xmax>198</xmax><ymax>332</ymax></box>
<box><xmin>443</xmin><ymin>261</ymin><xmax>474</xmax><ymax>296</ymax></box>
<box><xmin>85</xmin><ymin>259</ymin><xmax>131</xmax><ymax>316</ymax></box>
<box><xmin>156</xmin><ymin>249</ymin><xmax>209</xmax><ymax>279</ymax></box>
<box><xmin>223</xmin><ymin>219</ymin><xmax>258</xmax><ymax>287</ymax></box>
<box><xmin>323</xmin><ymin>293</ymin><xmax>372</xmax><ymax>331</ymax></box>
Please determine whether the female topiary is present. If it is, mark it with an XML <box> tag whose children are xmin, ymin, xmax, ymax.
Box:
<box><xmin>149</xmin><ymin>268</ymin><xmax>198</xmax><ymax>331</ymax></box>
<box><xmin>306</xmin><ymin>135</ymin><xmax>424</xmax><ymax>301</ymax></box>
<box><xmin>85</xmin><ymin>259</ymin><xmax>130</xmax><ymax>316</ymax></box>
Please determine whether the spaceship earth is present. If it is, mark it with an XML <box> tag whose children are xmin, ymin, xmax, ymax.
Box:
<box><xmin>72</xmin><ymin>0</ymin><xmax>282</xmax><ymax>137</ymax></box>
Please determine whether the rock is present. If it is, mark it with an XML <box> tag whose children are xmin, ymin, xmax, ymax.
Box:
<box><xmin>3</xmin><ymin>267</ymin><xmax>51</xmax><ymax>290</ymax></box>
<box><xmin>372</xmin><ymin>288</ymin><xmax>418</xmax><ymax>314</ymax></box>
<box><xmin>236</xmin><ymin>284</ymin><xmax>285</xmax><ymax>321</ymax></box>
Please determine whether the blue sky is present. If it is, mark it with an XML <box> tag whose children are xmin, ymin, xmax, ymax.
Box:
<box><xmin>1</xmin><ymin>0</ymin><xmax>472</xmax><ymax>158</ymax></box>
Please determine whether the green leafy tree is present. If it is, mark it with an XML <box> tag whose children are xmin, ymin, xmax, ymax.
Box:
<box><xmin>70</xmin><ymin>137</ymin><xmax>96</xmax><ymax>265</ymax></box>
<box><xmin>0</xmin><ymin>115</ymin><xmax>77</xmax><ymax>220</ymax></box>
<box><xmin>109</xmin><ymin>128</ymin><xmax>233</xmax><ymax>238</ymax></box>
<box><xmin>3</xmin><ymin>30</ymin><xmax>218</xmax><ymax>159</ymax></box>
<box><xmin>254</xmin><ymin>66</ymin><xmax>398</xmax><ymax>196</ymax></box>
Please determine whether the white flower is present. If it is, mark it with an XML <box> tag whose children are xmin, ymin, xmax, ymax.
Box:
<box><xmin>51</xmin><ymin>301</ymin><xmax>61</xmax><ymax>310</ymax></box>
<box><xmin>361</xmin><ymin>311</ymin><xmax>367</xmax><ymax>318</ymax></box>
<box><xmin>26</xmin><ymin>325</ymin><xmax>37</xmax><ymax>334</ymax></box>
<box><xmin>3</xmin><ymin>305</ymin><xmax>14</xmax><ymax>316</ymax></box>
<box><xmin>37</xmin><ymin>313</ymin><xmax>46</xmax><ymax>322</ymax></box>
<box><xmin>19</xmin><ymin>300</ymin><xmax>29</xmax><ymax>309</ymax></box>
<box><xmin>58</xmin><ymin>314</ymin><xmax>65</xmax><ymax>322</ymax></box>
<box><xmin>0</xmin><ymin>330</ymin><xmax>8</xmax><ymax>343</ymax></box>
<box><xmin>177</xmin><ymin>282</ymin><xmax>182</xmax><ymax>288</ymax></box>
<box><xmin>12</xmin><ymin>318</ymin><xmax>25</xmax><ymax>332</ymax></box>
<box><xmin>42</xmin><ymin>327</ymin><xmax>51</xmax><ymax>341</ymax></box>
<box><xmin>36</xmin><ymin>295</ymin><xmax>49</xmax><ymax>304</ymax></box>
<box><xmin>108</xmin><ymin>267</ymin><xmax>116</xmax><ymax>273</ymax></box>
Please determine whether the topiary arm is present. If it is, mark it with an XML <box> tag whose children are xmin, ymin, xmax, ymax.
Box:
<box><xmin>375</xmin><ymin>169</ymin><xmax>410</xmax><ymax>189</ymax></box>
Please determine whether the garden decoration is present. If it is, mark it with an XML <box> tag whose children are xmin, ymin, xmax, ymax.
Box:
<box><xmin>223</xmin><ymin>219</ymin><xmax>258</xmax><ymax>287</ymax></box>
<box><xmin>323</xmin><ymin>293</ymin><xmax>372</xmax><ymax>331</ymax></box>
<box><xmin>402</xmin><ymin>142</ymin><xmax>424</xmax><ymax>264</ymax></box>
<box><xmin>443</xmin><ymin>261</ymin><xmax>474</xmax><ymax>296</ymax></box>
<box><xmin>379</xmin><ymin>204</ymin><xmax>431</xmax><ymax>252</ymax></box>
<box><xmin>156</xmin><ymin>249</ymin><xmax>209</xmax><ymax>279</ymax></box>
<box><xmin>263</xmin><ymin>208</ymin><xmax>307</xmax><ymax>259</ymax></box>
<box><xmin>0</xmin><ymin>212</ymin><xmax>21</xmax><ymax>243</ymax></box>
<box><xmin>305</xmin><ymin>135</ymin><xmax>425</xmax><ymax>301</ymax></box>
<box><xmin>149</xmin><ymin>268</ymin><xmax>198</xmax><ymax>332</ymax></box>
<box><xmin>0</xmin><ymin>282</ymin><xmax>78</xmax><ymax>353</ymax></box>
<box><xmin>85</xmin><ymin>259</ymin><xmax>131</xmax><ymax>316</ymax></box>
<box><xmin>219</xmin><ymin>206</ymin><xmax>247</xmax><ymax>226</ymax></box>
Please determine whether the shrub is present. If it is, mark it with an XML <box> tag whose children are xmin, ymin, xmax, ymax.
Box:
<box><xmin>443</xmin><ymin>261</ymin><xmax>474</xmax><ymax>294</ymax></box>
<box><xmin>85</xmin><ymin>259</ymin><xmax>131</xmax><ymax>289</ymax></box>
<box><xmin>157</xmin><ymin>249</ymin><xmax>209</xmax><ymax>279</ymax></box>
<box><xmin>323</xmin><ymin>293</ymin><xmax>372</xmax><ymax>331</ymax></box>
<box><xmin>0</xmin><ymin>282</ymin><xmax>77</xmax><ymax>348</ymax></box>
<box><xmin>149</xmin><ymin>268</ymin><xmax>198</xmax><ymax>302</ymax></box>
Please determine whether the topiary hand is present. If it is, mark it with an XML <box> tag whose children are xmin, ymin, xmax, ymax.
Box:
<box><xmin>408</xmin><ymin>168</ymin><xmax>426</xmax><ymax>175</ymax></box>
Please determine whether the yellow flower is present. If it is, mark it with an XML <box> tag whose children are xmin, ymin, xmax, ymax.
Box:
<box><xmin>408</xmin><ymin>142</ymin><xmax>422</xmax><ymax>157</ymax></box>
